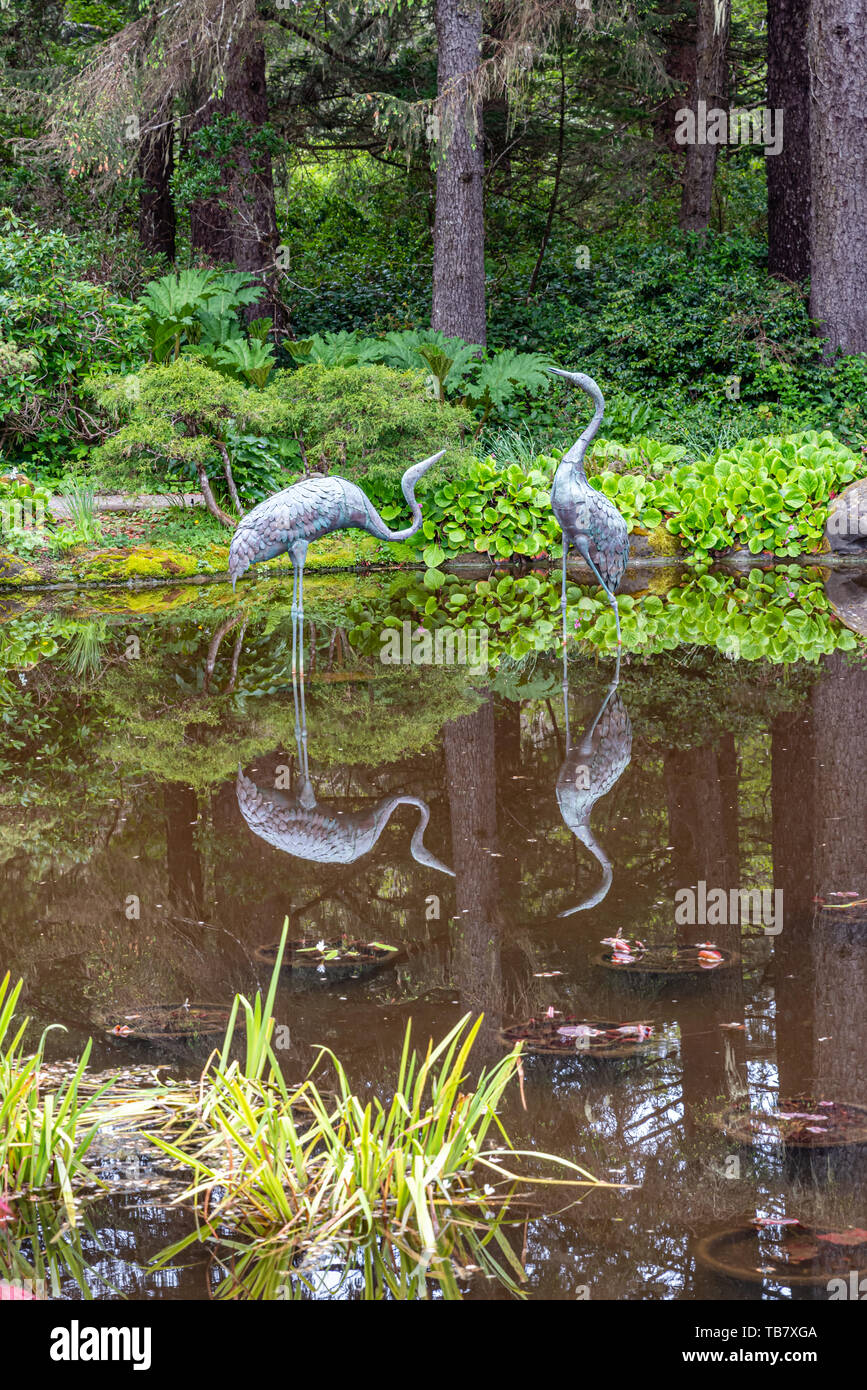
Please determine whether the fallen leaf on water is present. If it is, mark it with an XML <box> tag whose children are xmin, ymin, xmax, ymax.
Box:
<box><xmin>815</xmin><ymin>1229</ymin><xmax>867</xmax><ymax>1246</ymax></box>
<box><xmin>782</xmin><ymin>1238</ymin><xmax>820</xmax><ymax>1263</ymax></box>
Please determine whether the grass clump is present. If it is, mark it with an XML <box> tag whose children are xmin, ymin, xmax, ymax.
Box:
<box><xmin>150</xmin><ymin>920</ymin><xmax>603</xmax><ymax>1292</ymax></box>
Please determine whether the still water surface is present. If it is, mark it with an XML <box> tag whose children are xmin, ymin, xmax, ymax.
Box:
<box><xmin>1</xmin><ymin>570</ymin><xmax>865</xmax><ymax>1299</ymax></box>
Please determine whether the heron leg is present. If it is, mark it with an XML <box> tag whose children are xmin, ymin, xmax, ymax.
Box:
<box><xmin>561</xmin><ymin>539</ymin><xmax>569</xmax><ymax>652</ymax></box>
<box><xmin>575</xmin><ymin>537</ymin><xmax>621</xmax><ymax>648</ymax></box>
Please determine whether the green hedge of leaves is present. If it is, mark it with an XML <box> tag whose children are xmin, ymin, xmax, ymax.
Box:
<box><xmin>403</xmin><ymin>429</ymin><xmax>861</xmax><ymax>565</ymax></box>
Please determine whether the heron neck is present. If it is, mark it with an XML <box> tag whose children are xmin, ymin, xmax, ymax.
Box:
<box><xmin>556</xmin><ymin>451</ymin><xmax>587</xmax><ymax>486</ymax></box>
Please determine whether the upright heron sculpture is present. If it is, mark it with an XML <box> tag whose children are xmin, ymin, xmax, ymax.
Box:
<box><xmin>556</xmin><ymin>653</ymin><xmax>631</xmax><ymax>915</ymax></box>
<box><xmin>228</xmin><ymin>450</ymin><xmax>447</xmax><ymax>613</ymax></box>
<box><xmin>548</xmin><ymin>368</ymin><xmax>628</xmax><ymax>648</ymax></box>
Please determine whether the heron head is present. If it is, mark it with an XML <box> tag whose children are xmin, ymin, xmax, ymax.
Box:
<box><xmin>547</xmin><ymin>366</ymin><xmax>599</xmax><ymax>396</ymax></box>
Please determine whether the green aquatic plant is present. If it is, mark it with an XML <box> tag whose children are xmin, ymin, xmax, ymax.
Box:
<box><xmin>0</xmin><ymin>973</ymin><xmax>103</xmax><ymax>1218</ymax></box>
<box><xmin>388</xmin><ymin>429</ymin><xmax>860</xmax><ymax>567</ymax></box>
<box><xmin>148</xmin><ymin>921</ymin><xmax>603</xmax><ymax>1267</ymax></box>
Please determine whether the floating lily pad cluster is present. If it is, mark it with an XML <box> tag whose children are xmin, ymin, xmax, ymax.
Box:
<box><xmin>501</xmin><ymin>1014</ymin><xmax>656</xmax><ymax>1060</ymax></box>
<box><xmin>713</xmin><ymin>1097</ymin><xmax>867</xmax><ymax>1149</ymax></box>
<box><xmin>697</xmin><ymin>1219</ymin><xmax>867</xmax><ymax>1287</ymax></box>
<box><xmin>595</xmin><ymin>941</ymin><xmax>737</xmax><ymax>976</ymax></box>
<box><xmin>255</xmin><ymin>937</ymin><xmax>403</xmax><ymax>982</ymax></box>
<box><xmin>106</xmin><ymin>1003</ymin><xmax>232</xmax><ymax>1044</ymax></box>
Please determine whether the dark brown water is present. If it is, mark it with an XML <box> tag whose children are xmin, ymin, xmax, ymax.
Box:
<box><xmin>1</xmin><ymin>573</ymin><xmax>865</xmax><ymax>1299</ymax></box>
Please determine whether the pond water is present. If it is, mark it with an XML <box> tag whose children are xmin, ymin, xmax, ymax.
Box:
<box><xmin>1</xmin><ymin>565</ymin><xmax>865</xmax><ymax>1300</ymax></box>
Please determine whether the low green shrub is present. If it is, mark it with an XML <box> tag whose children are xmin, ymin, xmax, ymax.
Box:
<box><xmin>409</xmin><ymin>429</ymin><xmax>861</xmax><ymax>565</ymax></box>
<box><xmin>85</xmin><ymin>361</ymin><xmax>289</xmax><ymax>520</ymax></box>
<box><xmin>0</xmin><ymin>211</ymin><xmax>148</xmax><ymax>469</ymax></box>
<box><xmin>266</xmin><ymin>362</ymin><xmax>476</xmax><ymax>500</ymax></box>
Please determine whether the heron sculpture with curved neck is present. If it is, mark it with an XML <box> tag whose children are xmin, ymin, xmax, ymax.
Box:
<box><xmin>548</xmin><ymin>368</ymin><xmax>628</xmax><ymax>648</ymax></box>
<box><xmin>228</xmin><ymin>450</ymin><xmax>447</xmax><ymax>619</ymax></box>
<box><xmin>556</xmin><ymin>655</ymin><xmax>631</xmax><ymax>915</ymax></box>
<box><xmin>237</xmin><ymin>773</ymin><xmax>454</xmax><ymax>876</ymax></box>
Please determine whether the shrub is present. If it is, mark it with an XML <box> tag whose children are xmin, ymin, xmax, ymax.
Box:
<box><xmin>0</xmin><ymin>210</ymin><xmax>148</xmax><ymax>469</ymax></box>
<box><xmin>287</xmin><ymin>329</ymin><xmax>555</xmax><ymax>431</ymax></box>
<box><xmin>266</xmin><ymin>362</ymin><xmax>476</xmax><ymax>502</ymax></box>
<box><xmin>86</xmin><ymin>361</ymin><xmax>289</xmax><ymax>524</ymax></box>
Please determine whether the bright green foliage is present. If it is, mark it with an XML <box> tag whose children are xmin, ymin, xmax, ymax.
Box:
<box><xmin>267</xmin><ymin>363</ymin><xmax>475</xmax><ymax>494</ymax></box>
<box><xmin>410</xmin><ymin>430</ymin><xmax>860</xmax><ymax>566</ymax></box>
<box><xmin>286</xmin><ymin>330</ymin><xmax>385</xmax><ymax>368</ymax></box>
<box><xmin>660</xmin><ymin>430</ymin><xmax>860</xmax><ymax>556</ymax></box>
<box><xmin>402</xmin><ymin>458</ymin><xmax>559</xmax><ymax>567</ymax></box>
<box><xmin>139</xmin><ymin>268</ymin><xmax>264</xmax><ymax>363</ymax></box>
<box><xmin>0</xmin><ymin>972</ymin><xmax>102</xmax><ymax>1214</ymax></box>
<box><xmin>590</xmin><ymin>436</ymin><xmax>688</xmax><ymax>474</ymax></box>
<box><xmin>565</xmin><ymin>568</ymin><xmax>860</xmax><ymax>662</ymax></box>
<box><xmin>286</xmin><ymin>329</ymin><xmax>554</xmax><ymax>428</ymax></box>
<box><xmin>148</xmin><ymin>930</ymin><xmax>598</xmax><ymax>1274</ymax></box>
<box><xmin>0</xmin><ymin>211</ymin><xmax>147</xmax><ymax>468</ymax></box>
<box><xmin>203</xmin><ymin>336</ymin><xmax>277</xmax><ymax>388</ymax></box>
<box><xmin>85</xmin><ymin>361</ymin><xmax>289</xmax><ymax>498</ymax></box>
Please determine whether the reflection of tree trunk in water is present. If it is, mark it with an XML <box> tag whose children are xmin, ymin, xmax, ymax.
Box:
<box><xmin>493</xmin><ymin>698</ymin><xmax>522</xmax><ymax>909</ymax></box>
<box><xmin>664</xmin><ymin>738</ymin><xmax>744</xmax><ymax>1133</ymax></box>
<box><xmin>164</xmin><ymin>784</ymin><xmax>204</xmax><ymax>919</ymax></box>
<box><xmin>444</xmin><ymin>697</ymin><xmax>504</xmax><ymax>1059</ymax></box>
<box><xmin>771</xmin><ymin>706</ymin><xmax>817</xmax><ymax>1094</ymax></box>
<box><xmin>664</xmin><ymin>738</ymin><xmax>740</xmax><ymax>928</ymax></box>
<box><xmin>810</xmin><ymin>653</ymin><xmax>867</xmax><ymax>1099</ymax></box>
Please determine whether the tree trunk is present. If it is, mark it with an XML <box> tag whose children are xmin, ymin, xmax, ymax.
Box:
<box><xmin>766</xmin><ymin>0</ymin><xmax>810</xmax><ymax>281</ymax></box>
<box><xmin>138</xmin><ymin>118</ymin><xmax>176</xmax><ymax>261</ymax></box>
<box><xmin>187</xmin><ymin>22</ymin><xmax>283</xmax><ymax>326</ymax></box>
<box><xmin>164</xmin><ymin>784</ymin><xmax>203</xmax><ymax>916</ymax></box>
<box><xmin>483</xmin><ymin>1</ymin><xmax>512</xmax><ymax>194</ymax></box>
<box><xmin>808</xmin><ymin>0</ymin><xmax>867</xmax><ymax>353</ymax></box>
<box><xmin>678</xmin><ymin>0</ymin><xmax>730</xmax><ymax>231</ymax></box>
<box><xmin>431</xmin><ymin>0</ymin><xmax>486</xmax><ymax>345</ymax></box>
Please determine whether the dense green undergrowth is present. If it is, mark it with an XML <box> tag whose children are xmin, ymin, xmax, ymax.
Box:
<box><xmin>395</xmin><ymin>428</ymin><xmax>861</xmax><ymax>567</ymax></box>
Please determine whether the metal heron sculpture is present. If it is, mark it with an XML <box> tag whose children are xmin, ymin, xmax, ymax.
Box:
<box><xmin>236</xmin><ymin>657</ymin><xmax>454</xmax><ymax>877</ymax></box>
<box><xmin>548</xmin><ymin>368</ymin><xmax>628</xmax><ymax>649</ymax></box>
<box><xmin>228</xmin><ymin>450</ymin><xmax>447</xmax><ymax>611</ymax></box>
<box><xmin>555</xmin><ymin>652</ymin><xmax>631</xmax><ymax>915</ymax></box>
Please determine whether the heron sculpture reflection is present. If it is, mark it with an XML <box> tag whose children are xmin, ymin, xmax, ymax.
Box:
<box><xmin>556</xmin><ymin>652</ymin><xmax>631</xmax><ymax>915</ymax></box>
<box><xmin>237</xmin><ymin>658</ymin><xmax>454</xmax><ymax>877</ymax></box>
